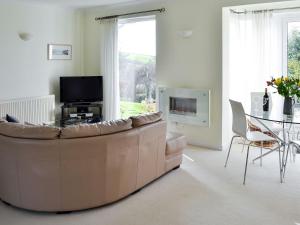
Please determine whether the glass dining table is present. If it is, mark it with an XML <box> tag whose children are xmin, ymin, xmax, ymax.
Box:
<box><xmin>246</xmin><ymin>103</ymin><xmax>300</xmax><ymax>181</ymax></box>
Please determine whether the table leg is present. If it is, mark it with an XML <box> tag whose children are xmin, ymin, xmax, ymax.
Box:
<box><xmin>281</xmin><ymin>122</ymin><xmax>286</xmax><ymax>183</ymax></box>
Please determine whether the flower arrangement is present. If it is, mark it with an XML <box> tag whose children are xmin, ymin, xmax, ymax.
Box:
<box><xmin>267</xmin><ymin>76</ymin><xmax>300</xmax><ymax>98</ymax></box>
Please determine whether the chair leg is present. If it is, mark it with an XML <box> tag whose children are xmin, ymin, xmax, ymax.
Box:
<box><xmin>224</xmin><ymin>136</ymin><xmax>238</xmax><ymax>167</ymax></box>
<box><xmin>243</xmin><ymin>143</ymin><xmax>251</xmax><ymax>185</ymax></box>
<box><xmin>260</xmin><ymin>141</ymin><xmax>263</xmax><ymax>167</ymax></box>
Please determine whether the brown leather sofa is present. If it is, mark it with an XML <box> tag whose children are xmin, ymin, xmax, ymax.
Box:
<box><xmin>0</xmin><ymin>113</ymin><xmax>186</xmax><ymax>212</ymax></box>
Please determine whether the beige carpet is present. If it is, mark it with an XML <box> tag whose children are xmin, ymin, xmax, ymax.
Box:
<box><xmin>1</xmin><ymin>143</ymin><xmax>300</xmax><ymax>225</ymax></box>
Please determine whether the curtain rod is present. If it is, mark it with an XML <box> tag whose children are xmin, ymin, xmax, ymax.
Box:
<box><xmin>230</xmin><ymin>6</ymin><xmax>300</xmax><ymax>14</ymax></box>
<box><xmin>95</xmin><ymin>8</ymin><xmax>166</xmax><ymax>21</ymax></box>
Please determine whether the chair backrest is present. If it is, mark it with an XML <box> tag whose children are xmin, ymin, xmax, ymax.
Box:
<box><xmin>229</xmin><ymin>99</ymin><xmax>247</xmax><ymax>138</ymax></box>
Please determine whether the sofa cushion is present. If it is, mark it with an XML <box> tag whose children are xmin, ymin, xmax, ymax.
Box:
<box><xmin>60</xmin><ymin>123</ymin><xmax>101</xmax><ymax>139</ymax></box>
<box><xmin>98</xmin><ymin>119</ymin><xmax>132</xmax><ymax>135</ymax></box>
<box><xmin>166</xmin><ymin>132</ymin><xmax>187</xmax><ymax>156</ymax></box>
<box><xmin>6</xmin><ymin>114</ymin><xmax>19</xmax><ymax>123</ymax></box>
<box><xmin>0</xmin><ymin>122</ymin><xmax>60</xmax><ymax>140</ymax></box>
<box><xmin>130</xmin><ymin>112</ymin><xmax>163</xmax><ymax>128</ymax></box>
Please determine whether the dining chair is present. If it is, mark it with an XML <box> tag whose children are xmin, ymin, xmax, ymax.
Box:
<box><xmin>250</xmin><ymin>92</ymin><xmax>292</xmax><ymax>165</ymax></box>
<box><xmin>225</xmin><ymin>99</ymin><xmax>282</xmax><ymax>184</ymax></box>
<box><xmin>250</xmin><ymin>92</ymin><xmax>282</xmax><ymax>133</ymax></box>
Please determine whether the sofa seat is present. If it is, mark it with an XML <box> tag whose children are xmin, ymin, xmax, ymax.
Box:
<box><xmin>166</xmin><ymin>132</ymin><xmax>186</xmax><ymax>156</ymax></box>
<box><xmin>165</xmin><ymin>132</ymin><xmax>186</xmax><ymax>172</ymax></box>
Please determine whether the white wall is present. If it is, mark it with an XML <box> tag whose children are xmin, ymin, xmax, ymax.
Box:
<box><xmin>0</xmin><ymin>2</ymin><xmax>84</xmax><ymax>106</ymax></box>
<box><xmin>82</xmin><ymin>0</ymin><xmax>292</xmax><ymax>150</ymax></box>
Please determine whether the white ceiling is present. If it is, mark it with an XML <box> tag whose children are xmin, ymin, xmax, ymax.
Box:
<box><xmin>1</xmin><ymin>0</ymin><xmax>153</xmax><ymax>8</ymax></box>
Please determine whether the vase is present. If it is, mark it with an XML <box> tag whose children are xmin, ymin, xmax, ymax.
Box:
<box><xmin>283</xmin><ymin>97</ymin><xmax>294</xmax><ymax>115</ymax></box>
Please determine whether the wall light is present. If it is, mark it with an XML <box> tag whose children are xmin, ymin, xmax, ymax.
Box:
<box><xmin>18</xmin><ymin>32</ymin><xmax>33</xmax><ymax>41</ymax></box>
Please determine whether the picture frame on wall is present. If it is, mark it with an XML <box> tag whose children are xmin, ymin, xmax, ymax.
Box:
<box><xmin>48</xmin><ymin>44</ymin><xmax>72</xmax><ymax>60</ymax></box>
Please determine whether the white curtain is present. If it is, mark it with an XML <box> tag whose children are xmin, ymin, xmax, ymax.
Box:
<box><xmin>101</xmin><ymin>19</ymin><xmax>120</xmax><ymax>121</ymax></box>
<box><xmin>228</xmin><ymin>11</ymin><xmax>283</xmax><ymax>111</ymax></box>
<box><xmin>223</xmin><ymin>10</ymin><xmax>283</xmax><ymax>148</ymax></box>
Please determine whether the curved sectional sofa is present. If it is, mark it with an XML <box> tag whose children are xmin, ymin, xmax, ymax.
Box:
<box><xmin>0</xmin><ymin>112</ymin><xmax>186</xmax><ymax>212</ymax></box>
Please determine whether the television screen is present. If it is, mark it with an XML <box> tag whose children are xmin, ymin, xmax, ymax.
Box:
<box><xmin>60</xmin><ymin>76</ymin><xmax>103</xmax><ymax>103</ymax></box>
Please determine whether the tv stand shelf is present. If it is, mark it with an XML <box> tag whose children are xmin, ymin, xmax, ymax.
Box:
<box><xmin>60</xmin><ymin>102</ymin><xmax>103</xmax><ymax>127</ymax></box>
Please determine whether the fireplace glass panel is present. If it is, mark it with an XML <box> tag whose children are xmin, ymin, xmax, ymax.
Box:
<box><xmin>169</xmin><ymin>97</ymin><xmax>197</xmax><ymax>116</ymax></box>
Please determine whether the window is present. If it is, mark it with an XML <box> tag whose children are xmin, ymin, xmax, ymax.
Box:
<box><xmin>287</xmin><ymin>22</ymin><xmax>300</xmax><ymax>79</ymax></box>
<box><xmin>118</xmin><ymin>16</ymin><xmax>157</xmax><ymax>118</ymax></box>
<box><xmin>282</xmin><ymin>14</ymin><xmax>300</xmax><ymax>79</ymax></box>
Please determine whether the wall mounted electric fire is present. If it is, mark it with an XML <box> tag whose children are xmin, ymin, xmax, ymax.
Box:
<box><xmin>158</xmin><ymin>87</ymin><xmax>210</xmax><ymax>127</ymax></box>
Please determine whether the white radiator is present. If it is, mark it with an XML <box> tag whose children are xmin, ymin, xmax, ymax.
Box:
<box><xmin>0</xmin><ymin>95</ymin><xmax>55</xmax><ymax>124</ymax></box>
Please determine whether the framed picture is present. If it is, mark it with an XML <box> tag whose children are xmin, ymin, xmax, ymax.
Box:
<box><xmin>48</xmin><ymin>44</ymin><xmax>72</xmax><ymax>60</ymax></box>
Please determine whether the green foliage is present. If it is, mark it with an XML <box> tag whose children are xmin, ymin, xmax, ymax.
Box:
<box><xmin>288</xmin><ymin>30</ymin><xmax>300</xmax><ymax>79</ymax></box>
<box><xmin>120</xmin><ymin>101</ymin><xmax>156</xmax><ymax>119</ymax></box>
<box><xmin>277</xmin><ymin>79</ymin><xmax>300</xmax><ymax>97</ymax></box>
<box><xmin>288</xmin><ymin>60</ymin><xmax>300</xmax><ymax>79</ymax></box>
<box><xmin>268</xmin><ymin>77</ymin><xmax>300</xmax><ymax>98</ymax></box>
<box><xmin>121</xmin><ymin>53</ymin><xmax>155</xmax><ymax>64</ymax></box>
<box><xmin>288</xmin><ymin>30</ymin><xmax>300</xmax><ymax>61</ymax></box>
<box><xmin>119</xmin><ymin>52</ymin><xmax>157</xmax><ymax>118</ymax></box>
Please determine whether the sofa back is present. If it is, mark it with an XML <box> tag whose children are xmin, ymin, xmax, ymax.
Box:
<box><xmin>0</xmin><ymin>120</ymin><xmax>167</xmax><ymax>212</ymax></box>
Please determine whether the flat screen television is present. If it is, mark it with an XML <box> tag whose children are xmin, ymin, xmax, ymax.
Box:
<box><xmin>60</xmin><ymin>76</ymin><xmax>103</xmax><ymax>103</ymax></box>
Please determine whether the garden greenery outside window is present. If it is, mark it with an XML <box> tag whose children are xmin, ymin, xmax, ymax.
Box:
<box><xmin>118</xmin><ymin>15</ymin><xmax>157</xmax><ymax>118</ymax></box>
<box><xmin>280</xmin><ymin>12</ymin><xmax>300</xmax><ymax>103</ymax></box>
<box><xmin>287</xmin><ymin>21</ymin><xmax>300</xmax><ymax>79</ymax></box>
